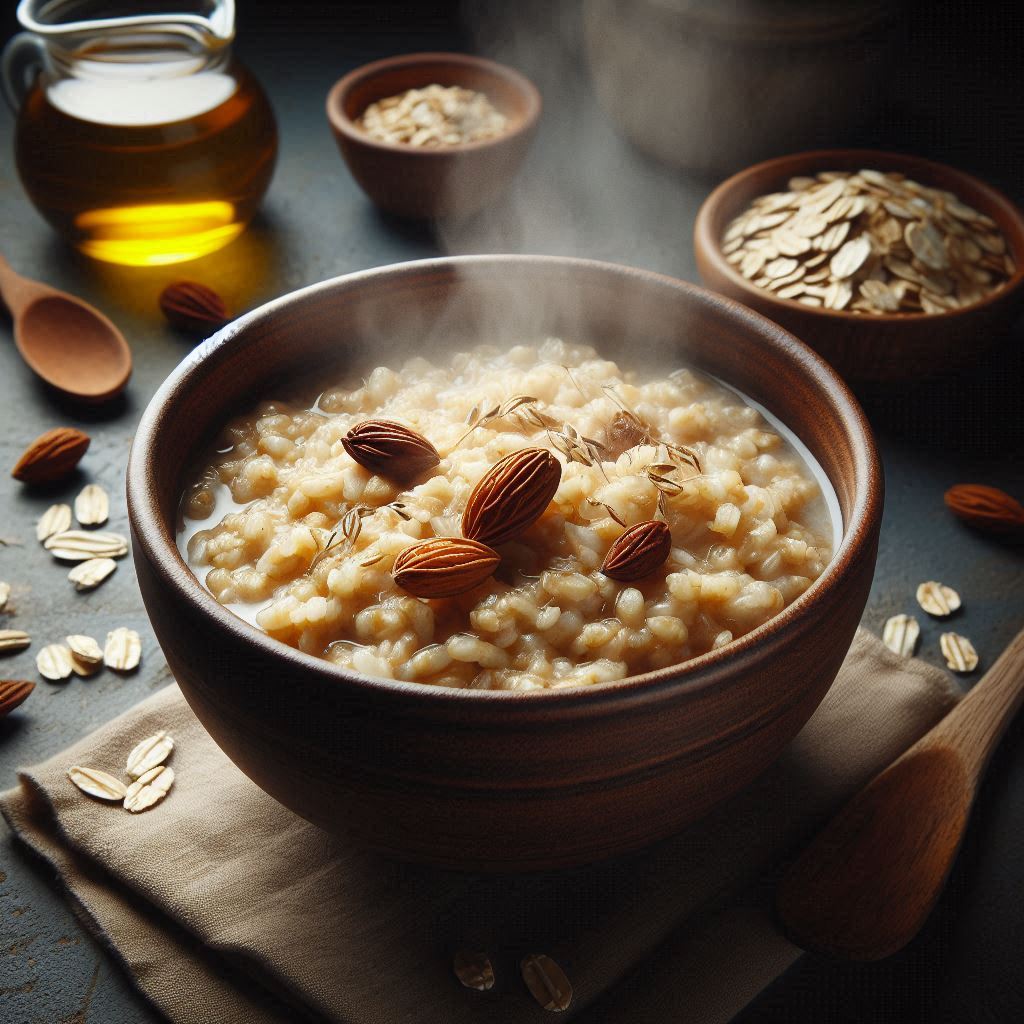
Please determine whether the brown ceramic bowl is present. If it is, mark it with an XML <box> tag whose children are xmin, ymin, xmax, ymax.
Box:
<box><xmin>694</xmin><ymin>149</ymin><xmax>1024</xmax><ymax>384</ymax></box>
<box><xmin>325</xmin><ymin>52</ymin><xmax>541</xmax><ymax>219</ymax></box>
<box><xmin>127</xmin><ymin>256</ymin><xmax>881</xmax><ymax>871</ymax></box>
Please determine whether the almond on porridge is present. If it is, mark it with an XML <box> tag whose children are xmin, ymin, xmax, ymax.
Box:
<box><xmin>179</xmin><ymin>341</ymin><xmax>833</xmax><ymax>691</ymax></box>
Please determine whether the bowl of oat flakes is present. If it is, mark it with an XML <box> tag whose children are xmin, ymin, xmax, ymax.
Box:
<box><xmin>695</xmin><ymin>149</ymin><xmax>1024</xmax><ymax>383</ymax></box>
<box><xmin>127</xmin><ymin>255</ymin><xmax>881</xmax><ymax>869</ymax></box>
<box><xmin>326</xmin><ymin>52</ymin><xmax>540</xmax><ymax>219</ymax></box>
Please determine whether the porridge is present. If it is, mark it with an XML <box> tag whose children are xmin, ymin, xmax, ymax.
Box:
<box><xmin>179</xmin><ymin>340</ymin><xmax>834</xmax><ymax>690</ymax></box>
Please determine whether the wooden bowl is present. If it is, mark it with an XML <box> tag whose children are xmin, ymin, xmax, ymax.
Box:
<box><xmin>694</xmin><ymin>149</ymin><xmax>1024</xmax><ymax>384</ymax></box>
<box><xmin>325</xmin><ymin>53</ymin><xmax>541</xmax><ymax>219</ymax></box>
<box><xmin>127</xmin><ymin>256</ymin><xmax>881</xmax><ymax>871</ymax></box>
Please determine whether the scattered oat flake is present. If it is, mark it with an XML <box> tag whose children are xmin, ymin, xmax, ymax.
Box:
<box><xmin>882</xmin><ymin>614</ymin><xmax>920</xmax><ymax>657</ymax></box>
<box><xmin>45</xmin><ymin>530</ymin><xmax>128</xmax><ymax>561</ymax></box>
<box><xmin>104</xmin><ymin>627</ymin><xmax>142</xmax><ymax>671</ymax></box>
<box><xmin>37</xmin><ymin>644</ymin><xmax>73</xmax><ymax>681</ymax></box>
<box><xmin>940</xmin><ymin>632</ymin><xmax>979</xmax><ymax>673</ymax></box>
<box><xmin>68</xmin><ymin>765</ymin><xmax>128</xmax><ymax>801</ymax></box>
<box><xmin>69</xmin><ymin>557</ymin><xmax>118</xmax><ymax>591</ymax></box>
<box><xmin>0</xmin><ymin>629</ymin><xmax>31</xmax><ymax>654</ymax></box>
<box><xmin>453</xmin><ymin>950</ymin><xmax>495</xmax><ymax>991</ymax></box>
<box><xmin>916</xmin><ymin>581</ymin><xmax>961</xmax><ymax>617</ymax></box>
<box><xmin>70</xmin><ymin>653</ymin><xmax>102</xmax><ymax>677</ymax></box>
<box><xmin>36</xmin><ymin>503</ymin><xmax>72</xmax><ymax>542</ymax></box>
<box><xmin>123</xmin><ymin>765</ymin><xmax>174</xmax><ymax>812</ymax></box>
<box><xmin>521</xmin><ymin>953</ymin><xmax>573</xmax><ymax>1012</ymax></box>
<box><xmin>74</xmin><ymin>484</ymin><xmax>109</xmax><ymax>526</ymax></box>
<box><xmin>0</xmin><ymin>581</ymin><xmax>9</xmax><ymax>611</ymax></box>
<box><xmin>126</xmin><ymin>731</ymin><xmax>174</xmax><ymax>779</ymax></box>
<box><xmin>66</xmin><ymin>634</ymin><xmax>103</xmax><ymax>664</ymax></box>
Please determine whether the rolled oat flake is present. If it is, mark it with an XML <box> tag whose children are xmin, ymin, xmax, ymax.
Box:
<box><xmin>916</xmin><ymin>581</ymin><xmax>961</xmax><ymax>617</ymax></box>
<box><xmin>105</xmin><ymin>627</ymin><xmax>142</xmax><ymax>671</ymax></box>
<box><xmin>452</xmin><ymin>950</ymin><xmax>495</xmax><ymax>992</ymax></box>
<box><xmin>74</xmin><ymin>483</ymin><xmax>110</xmax><ymax>526</ymax></box>
<box><xmin>37</xmin><ymin>643</ymin><xmax>73</xmax><ymax>681</ymax></box>
<box><xmin>521</xmin><ymin>953</ymin><xmax>573</xmax><ymax>1012</ymax></box>
<box><xmin>126</xmin><ymin>731</ymin><xmax>174</xmax><ymax>779</ymax></box>
<box><xmin>36</xmin><ymin>503</ymin><xmax>71</xmax><ymax>542</ymax></box>
<box><xmin>882</xmin><ymin>614</ymin><xmax>920</xmax><ymax>657</ymax></box>
<box><xmin>68</xmin><ymin>557</ymin><xmax>118</xmax><ymax>591</ymax></box>
<box><xmin>0</xmin><ymin>629</ymin><xmax>31</xmax><ymax>654</ymax></box>
<box><xmin>124</xmin><ymin>764</ymin><xmax>174</xmax><ymax>812</ymax></box>
<box><xmin>68</xmin><ymin>766</ymin><xmax>127</xmax><ymax>801</ymax></box>
<box><xmin>940</xmin><ymin>632</ymin><xmax>979</xmax><ymax>673</ymax></box>
<box><xmin>66</xmin><ymin>634</ymin><xmax>103</xmax><ymax>664</ymax></box>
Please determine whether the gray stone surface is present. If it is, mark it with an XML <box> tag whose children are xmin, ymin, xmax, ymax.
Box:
<box><xmin>1</xmin><ymin>6</ymin><xmax>1023</xmax><ymax>1023</ymax></box>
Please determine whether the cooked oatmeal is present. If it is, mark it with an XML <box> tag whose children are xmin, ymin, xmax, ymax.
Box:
<box><xmin>180</xmin><ymin>340</ymin><xmax>834</xmax><ymax>690</ymax></box>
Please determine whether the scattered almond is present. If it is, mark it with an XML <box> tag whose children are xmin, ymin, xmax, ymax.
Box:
<box><xmin>159</xmin><ymin>280</ymin><xmax>230</xmax><ymax>333</ymax></box>
<box><xmin>104</xmin><ymin>627</ymin><xmax>142</xmax><ymax>671</ymax></box>
<box><xmin>601</xmin><ymin>520</ymin><xmax>672</xmax><ymax>582</ymax></box>
<box><xmin>68</xmin><ymin>766</ymin><xmax>127</xmax><ymax>802</ymax></box>
<box><xmin>74</xmin><ymin>484</ymin><xmax>109</xmax><ymax>526</ymax></box>
<box><xmin>0</xmin><ymin>629</ymin><xmax>31</xmax><ymax>654</ymax></box>
<box><xmin>462</xmin><ymin>447</ymin><xmax>562</xmax><ymax>546</ymax></box>
<box><xmin>342</xmin><ymin>419</ymin><xmax>440</xmax><ymax>480</ymax></box>
<box><xmin>126</xmin><ymin>731</ymin><xmax>174</xmax><ymax>779</ymax></box>
<box><xmin>940</xmin><ymin>632</ymin><xmax>979</xmax><ymax>673</ymax></box>
<box><xmin>520</xmin><ymin>953</ymin><xmax>573</xmax><ymax>1012</ymax></box>
<box><xmin>12</xmin><ymin>427</ymin><xmax>90</xmax><ymax>484</ymax></box>
<box><xmin>45</xmin><ymin>530</ymin><xmax>128</xmax><ymax>561</ymax></box>
<box><xmin>944</xmin><ymin>483</ymin><xmax>1024</xmax><ymax>535</ymax></box>
<box><xmin>882</xmin><ymin>614</ymin><xmax>920</xmax><ymax>657</ymax></box>
<box><xmin>916</xmin><ymin>581</ymin><xmax>961</xmax><ymax>617</ymax></box>
<box><xmin>0</xmin><ymin>679</ymin><xmax>35</xmax><ymax>717</ymax></box>
<box><xmin>393</xmin><ymin>538</ymin><xmax>500</xmax><ymax>598</ymax></box>
<box><xmin>123</xmin><ymin>764</ymin><xmax>174</xmax><ymax>812</ymax></box>
<box><xmin>36</xmin><ymin>503</ymin><xmax>72</xmax><ymax>542</ymax></box>
<box><xmin>68</xmin><ymin>557</ymin><xmax>118</xmax><ymax>591</ymax></box>
<box><xmin>452</xmin><ymin>951</ymin><xmax>495</xmax><ymax>992</ymax></box>
<box><xmin>37</xmin><ymin>643</ymin><xmax>73</xmax><ymax>681</ymax></box>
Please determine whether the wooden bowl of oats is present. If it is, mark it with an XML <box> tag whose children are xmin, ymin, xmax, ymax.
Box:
<box><xmin>695</xmin><ymin>149</ymin><xmax>1024</xmax><ymax>384</ymax></box>
<box><xmin>127</xmin><ymin>255</ymin><xmax>880</xmax><ymax>870</ymax></box>
<box><xmin>326</xmin><ymin>52</ymin><xmax>541</xmax><ymax>219</ymax></box>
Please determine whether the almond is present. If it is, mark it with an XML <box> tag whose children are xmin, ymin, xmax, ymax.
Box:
<box><xmin>462</xmin><ymin>448</ymin><xmax>562</xmax><ymax>546</ymax></box>
<box><xmin>0</xmin><ymin>679</ymin><xmax>35</xmax><ymax>718</ymax></box>
<box><xmin>12</xmin><ymin>427</ymin><xmax>90</xmax><ymax>484</ymax></box>
<box><xmin>944</xmin><ymin>483</ymin><xmax>1024</xmax><ymax>535</ymax></box>
<box><xmin>342</xmin><ymin>419</ymin><xmax>440</xmax><ymax>480</ymax></box>
<box><xmin>159</xmin><ymin>280</ymin><xmax>230</xmax><ymax>333</ymax></box>
<box><xmin>601</xmin><ymin>520</ymin><xmax>672</xmax><ymax>581</ymax></box>
<box><xmin>392</xmin><ymin>538</ymin><xmax>499</xmax><ymax>598</ymax></box>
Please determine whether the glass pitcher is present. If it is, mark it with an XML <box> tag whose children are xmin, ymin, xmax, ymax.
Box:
<box><xmin>3</xmin><ymin>1</ymin><xmax>277</xmax><ymax>266</ymax></box>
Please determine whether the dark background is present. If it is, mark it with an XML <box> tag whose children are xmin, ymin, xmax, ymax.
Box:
<box><xmin>1</xmin><ymin>1</ymin><xmax>1023</xmax><ymax>1022</ymax></box>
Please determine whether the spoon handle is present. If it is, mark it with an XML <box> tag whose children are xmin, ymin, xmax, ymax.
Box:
<box><xmin>924</xmin><ymin>624</ymin><xmax>1024</xmax><ymax>780</ymax></box>
<box><xmin>0</xmin><ymin>252</ymin><xmax>36</xmax><ymax>317</ymax></box>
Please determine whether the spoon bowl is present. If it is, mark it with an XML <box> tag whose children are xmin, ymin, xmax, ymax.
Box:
<box><xmin>0</xmin><ymin>254</ymin><xmax>132</xmax><ymax>403</ymax></box>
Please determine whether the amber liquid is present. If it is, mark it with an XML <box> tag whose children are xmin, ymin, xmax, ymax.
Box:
<box><xmin>15</xmin><ymin>58</ymin><xmax>277</xmax><ymax>266</ymax></box>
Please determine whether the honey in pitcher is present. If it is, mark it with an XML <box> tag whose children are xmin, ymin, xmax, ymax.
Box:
<box><xmin>15</xmin><ymin>57</ymin><xmax>277</xmax><ymax>266</ymax></box>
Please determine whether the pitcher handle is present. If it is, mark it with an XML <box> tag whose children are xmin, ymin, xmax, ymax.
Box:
<box><xmin>2</xmin><ymin>32</ymin><xmax>45</xmax><ymax>113</ymax></box>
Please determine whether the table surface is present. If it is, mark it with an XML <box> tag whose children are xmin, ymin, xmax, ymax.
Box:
<box><xmin>1</xmin><ymin>4</ymin><xmax>1022</xmax><ymax>1022</ymax></box>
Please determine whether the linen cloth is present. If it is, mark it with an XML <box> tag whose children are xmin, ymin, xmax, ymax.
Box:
<box><xmin>1</xmin><ymin>628</ymin><xmax>961</xmax><ymax>1024</ymax></box>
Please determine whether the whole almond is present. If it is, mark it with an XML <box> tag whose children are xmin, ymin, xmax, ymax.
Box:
<box><xmin>944</xmin><ymin>483</ymin><xmax>1024</xmax><ymax>535</ymax></box>
<box><xmin>393</xmin><ymin>538</ymin><xmax>499</xmax><ymax>598</ymax></box>
<box><xmin>342</xmin><ymin>420</ymin><xmax>440</xmax><ymax>480</ymax></box>
<box><xmin>462</xmin><ymin>448</ymin><xmax>562</xmax><ymax>546</ymax></box>
<box><xmin>12</xmin><ymin>428</ymin><xmax>90</xmax><ymax>484</ymax></box>
<box><xmin>601</xmin><ymin>520</ymin><xmax>672</xmax><ymax>581</ymax></box>
<box><xmin>0</xmin><ymin>679</ymin><xmax>35</xmax><ymax>718</ymax></box>
<box><xmin>159</xmin><ymin>280</ymin><xmax>230</xmax><ymax>333</ymax></box>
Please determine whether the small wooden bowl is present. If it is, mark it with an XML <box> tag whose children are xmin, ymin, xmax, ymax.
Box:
<box><xmin>127</xmin><ymin>256</ymin><xmax>881</xmax><ymax>871</ymax></box>
<box><xmin>694</xmin><ymin>149</ymin><xmax>1024</xmax><ymax>384</ymax></box>
<box><xmin>326</xmin><ymin>52</ymin><xmax>541</xmax><ymax>220</ymax></box>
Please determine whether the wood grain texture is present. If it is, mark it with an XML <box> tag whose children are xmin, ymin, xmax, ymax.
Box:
<box><xmin>325</xmin><ymin>52</ymin><xmax>541</xmax><ymax>219</ymax></box>
<box><xmin>694</xmin><ymin>149</ymin><xmax>1024</xmax><ymax>384</ymax></box>
<box><xmin>127</xmin><ymin>256</ymin><xmax>881</xmax><ymax>869</ymax></box>
<box><xmin>777</xmin><ymin>625</ymin><xmax>1024</xmax><ymax>960</ymax></box>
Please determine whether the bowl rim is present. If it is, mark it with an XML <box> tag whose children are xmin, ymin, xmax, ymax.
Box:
<box><xmin>325</xmin><ymin>51</ymin><xmax>542</xmax><ymax>156</ymax></box>
<box><xmin>127</xmin><ymin>255</ymin><xmax>881</xmax><ymax>714</ymax></box>
<box><xmin>694</xmin><ymin>147</ymin><xmax>1024</xmax><ymax>324</ymax></box>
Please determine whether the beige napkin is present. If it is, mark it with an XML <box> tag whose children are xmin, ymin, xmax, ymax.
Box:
<box><xmin>1</xmin><ymin>629</ymin><xmax>960</xmax><ymax>1024</ymax></box>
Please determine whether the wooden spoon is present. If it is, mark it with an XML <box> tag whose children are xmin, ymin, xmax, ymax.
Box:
<box><xmin>0</xmin><ymin>254</ymin><xmax>131</xmax><ymax>403</ymax></box>
<box><xmin>777</xmin><ymin>624</ymin><xmax>1024</xmax><ymax>961</ymax></box>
